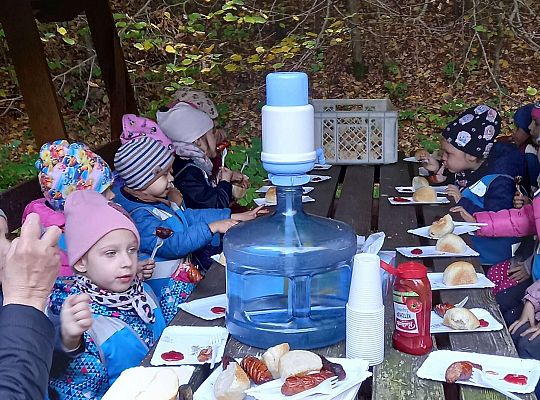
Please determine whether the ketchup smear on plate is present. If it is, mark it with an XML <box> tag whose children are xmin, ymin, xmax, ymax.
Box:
<box><xmin>393</xmin><ymin>197</ymin><xmax>411</xmax><ymax>203</ymax></box>
<box><xmin>411</xmin><ymin>248</ymin><xmax>423</xmax><ymax>255</ymax></box>
<box><xmin>161</xmin><ymin>351</ymin><xmax>184</xmax><ymax>362</ymax></box>
<box><xmin>478</xmin><ymin>319</ymin><xmax>489</xmax><ymax>327</ymax></box>
<box><xmin>503</xmin><ymin>374</ymin><xmax>528</xmax><ymax>385</ymax></box>
<box><xmin>211</xmin><ymin>306</ymin><xmax>226</xmax><ymax>315</ymax></box>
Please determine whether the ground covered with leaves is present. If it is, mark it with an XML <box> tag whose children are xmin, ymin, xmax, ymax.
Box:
<box><xmin>0</xmin><ymin>0</ymin><xmax>539</xmax><ymax>190</ymax></box>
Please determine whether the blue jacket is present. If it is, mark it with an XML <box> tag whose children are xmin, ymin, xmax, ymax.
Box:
<box><xmin>173</xmin><ymin>157</ymin><xmax>233</xmax><ymax>209</ymax></box>
<box><xmin>457</xmin><ymin>142</ymin><xmax>525</xmax><ymax>265</ymax></box>
<box><xmin>47</xmin><ymin>281</ymin><xmax>165</xmax><ymax>400</ymax></box>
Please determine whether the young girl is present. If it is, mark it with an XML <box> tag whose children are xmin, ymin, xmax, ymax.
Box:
<box><xmin>512</xmin><ymin>103</ymin><xmax>540</xmax><ymax>193</ymax></box>
<box><xmin>23</xmin><ymin>140</ymin><xmax>115</xmax><ymax>277</ymax></box>
<box><xmin>156</xmin><ymin>102</ymin><xmax>248</xmax><ymax>209</ymax></box>
<box><xmin>47</xmin><ymin>190</ymin><xmax>165</xmax><ymax>399</ymax></box>
<box><xmin>420</xmin><ymin>104</ymin><xmax>525</xmax><ymax>266</ymax></box>
<box><xmin>113</xmin><ymin>137</ymin><xmax>263</xmax><ymax>322</ymax></box>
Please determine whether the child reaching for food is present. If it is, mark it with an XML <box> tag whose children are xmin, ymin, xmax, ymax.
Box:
<box><xmin>47</xmin><ymin>190</ymin><xmax>166</xmax><ymax>399</ymax></box>
<box><xmin>420</xmin><ymin>104</ymin><xmax>524</xmax><ymax>266</ymax></box>
<box><xmin>112</xmin><ymin>137</ymin><xmax>264</xmax><ymax>322</ymax></box>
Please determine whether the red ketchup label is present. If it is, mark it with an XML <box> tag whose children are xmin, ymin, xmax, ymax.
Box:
<box><xmin>478</xmin><ymin>319</ymin><xmax>489</xmax><ymax>327</ymax></box>
<box><xmin>393</xmin><ymin>197</ymin><xmax>411</xmax><ymax>203</ymax></box>
<box><xmin>161</xmin><ymin>351</ymin><xmax>184</xmax><ymax>362</ymax></box>
<box><xmin>393</xmin><ymin>292</ymin><xmax>421</xmax><ymax>334</ymax></box>
<box><xmin>211</xmin><ymin>306</ymin><xmax>226</xmax><ymax>315</ymax></box>
<box><xmin>503</xmin><ymin>374</ymin><xmax>528</xmax><ymax>385</ymax></box>
<box><xmin>411</xmin><ymin>248</ymin><xmax>423</xmax><ymax>255</ymax></box>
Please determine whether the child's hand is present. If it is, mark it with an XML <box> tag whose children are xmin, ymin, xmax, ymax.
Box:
<box><xmin>138</xmin><ymin>259</ymin><xmax>155</xmax><ymax>280</ymax></box>
<box><xmin>449</xmin><ymin>206</ymin><xmax>476</xmax><ymax>223</ymax></box>
<box><xmin>509</xmin><ymin>300</ymin><xmax>536</xmax><ymax>334</ymax></box>
<box><xmin>421</xmin><ymin>156</ymin><xmax>440</xmax><ymax>172</ymax></box>
<box><xmin>513</xmin><ymin>193</ymin><xmax>531</xmax><ymax>209</ymax></box>
<box><xmin>167</xmin><ymin>187</ymin><xmax>183</xmax><ymax>207</ymax></box>
<box><xmin>231</xmin><ymin>172</ymin><xmax>249</xmax><ymax>188</ymax></box>
<box><xmin>445</xmin><ymin>184</ymin><xmax>462</xmax><ymax>203</ymax></box>
<box><xmin>209</xmin><ymin>219</ymin><xmax>238</xmax><ymax>234</ymax></box>
<box><xmin>61</xmin><ymin>294</ymin><xmax>93</xmax><ymax>351</ymax></box>
<box><xmin>218</xmin><ymin>167</ymin><xmax>233</xmax><ymax>182</ymax></box>
<box><xmin>232</xmin><ymin>206</ymin><xmax>269</xmax><ymax>221</ymax></box>
<box><xmin>508</xmin><ymin>260</ymin><xmax>531</xmax><ymax>283</ymax></box>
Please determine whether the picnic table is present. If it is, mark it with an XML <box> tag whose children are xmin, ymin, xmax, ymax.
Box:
<box><xmin>142</xmin><ymin>158</ymin><xmax>537</xmax><ymax>400</ymax></box>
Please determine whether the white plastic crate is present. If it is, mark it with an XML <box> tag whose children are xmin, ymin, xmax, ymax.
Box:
<box><xmin>312</xmin><ymin>99</ymin><xmax>398</xmax><ymax>164</ymax></box>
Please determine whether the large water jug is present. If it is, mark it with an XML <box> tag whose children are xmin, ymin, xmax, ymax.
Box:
<box><xmin>224</xmin><ymin>186</ymin><xmax>356</xmax><ymax>349</ymax></box>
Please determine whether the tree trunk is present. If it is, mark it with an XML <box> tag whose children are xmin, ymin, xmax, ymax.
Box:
<box><xmin>347</xmin><ymin>0</ymin><xmax>368</xmax><ymax>79</ymax></box>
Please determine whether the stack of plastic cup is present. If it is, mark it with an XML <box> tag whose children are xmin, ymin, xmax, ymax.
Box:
<box><xmin>346</xmin><ymin>253</ymin><xmax>385</xmax><ymax>366</ymax></box>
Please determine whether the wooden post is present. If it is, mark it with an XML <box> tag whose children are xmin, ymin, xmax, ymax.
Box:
<box><xmin>85</xmin><ymin>0</ymin><xmax>137</xmax><ymax>141</ymax></box>
<box><xmin>0</xmin><ymin>0</ymin><xmax>67</xmax><ymax>146</ymax></box>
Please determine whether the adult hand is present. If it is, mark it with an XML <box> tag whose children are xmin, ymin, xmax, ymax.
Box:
<box><xmin>449</xmin><ymin>206</ymin><xmax>476</xmax><ymax>223</ymax></box>
<box><xmin>138</xmin><ymin>258</ymin><xmax>155</xmax><ymax>280</ymax></box>
<box><xmin>60</xmin><ymin>294</ymin><xmax>93</xmax><ymax>351</ymax></box>
<box><xmin>208</xmin><ymin>219</ymin><xmax>238</xmax><ymax>234</ymax></box>
<box><xmin>513</xmin><ymin>193</ymin><xmax>531</xmax><ymax>209</ymax></box>
<box><xmin>218</xmin><ymin>167</ymin><xmax>233</xmax><ymax>182</ymax></box>
<box><xmin>2</xmin><ymin>213</ymin><xmax>61</xmax><ymax>311</ymax></box>
<box><xmin>508</xmin><ymin>260</ymin><xmax>531</xmax><ymax>283</ymax></box>
<box><xmin>509</xmin><ymin>301</ymin><xmax>536</xmax><ymax>335</ymax></box>
<box><xmin>232</xmin><ymin>206</ymin><xmax>268</xmax><ymax>221</ymax></box>
<box><xmin>446</xmin><ymin>184</ymin><xmax>462</xmax><ymax>203</ymax></box>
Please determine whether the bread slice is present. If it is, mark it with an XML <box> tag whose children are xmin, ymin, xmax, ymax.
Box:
<box><xmin>443</xmin><ymin>307</ymin><xmax>480</xmax><ymax>330</ymax></box>
<box><xmin>436</xmin><ymin>233</ymin><xmax>466</xmax><ymax>254</ymax></box>
<box><xmin>262</xmin><ymin>343</ymin><xmax>290</xmax><ymax>379</ymax></box>
<box><xmin>214</xmin><ymin>362</ymin><xmax>250</xmax><ymax>400</ymax></box>
<box><xmin>443</xmin><ymin>261</ymin><xmax>477</xmax><ymax>286</ymax></box>
<box><xmin>103</xmin><ymin>367</ymin><xmax>179</xmax><ymax>400</ymax></box>
<box><xmin>429</xmin><ymin>214</ymin><xmax>454</xmax><ymax>238</ymax></box>
<box><xmin>265</xmin><ymin>186</ymin><xmax>277</xmax><ymax>204</ymax></box>
<box><xmin>412</xmin><ymin>176</ymin><xmax>430</xmax><ymax>190</ymax></box>
<box><xmin>413</xmin><ymin>186</ymin><xmax>437</xmax><ymax>202</ymax></box>
<box><xmin>278</xmin><ymin>350</ymin><xmax>322</xmax><ymax>378</ymax></box>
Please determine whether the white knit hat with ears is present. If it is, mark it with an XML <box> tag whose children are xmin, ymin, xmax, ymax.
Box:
<box><xmin>156</xmin><ymin>102</ymin><xmax>214</xmax><ymax>144</ymax></box>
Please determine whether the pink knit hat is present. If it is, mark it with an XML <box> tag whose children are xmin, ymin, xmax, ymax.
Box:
<box><xmin>532</xmin><ymin>103</ymin><xmax>540</xmax><ymax>120</ymax></box>
<box><xmin>64</xmin><ymin>190</ymin><xmax>140</xmax><ymax>266</ymax></box>
<box><xmin>121</xmin><ymin>114</ymin><xmax>174</xmax><ymax>152</ymax></box>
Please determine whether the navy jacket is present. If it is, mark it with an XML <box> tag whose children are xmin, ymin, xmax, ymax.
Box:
<box><xmin>172</xmin><ymin>157</ymin><xmax>232</xmax><ymax>209</ymax></box>
<box><xmin>0</xmin><ymin>304</ymin><xmax>54</xmax><ymax>400</ymax></box>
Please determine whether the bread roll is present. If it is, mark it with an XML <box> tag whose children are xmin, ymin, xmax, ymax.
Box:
<box><xmin>415</xmin><ymin>149</ymin><xmax>430</xmax><ymax>160</ymax></box>
<box><xmin>265</xmin><ymin>186</ymin><xmax>277</xmax><ymax>204</ymax></box>
<box><xmin>436</xmin><ymin>233</ymin><xmax>466</xmax><ymax>254</ymax></box>
<box><xmin>413</xmin><ymin>186</ymin><xmax>437</xmax><ymax>202</ymax></box>
<box><xmin>443</xmin><ymin>261</ymin><xmax>478</xmax><ymax>286</ymax></box>
<box><xmin>214</xmin><ymin>362</ymin><xmax>250</xmax><ymax>400</ymax></box>
<box><xmin>412</xmin><ymin>176</ymin><xmax>430</xmax><ymax>191</ymax></box>
<box><xmin>262</xmin><ymin>343</ymin><xmax>290</xmax><ymax>379</ymax></box>
<box><xmin>278</xmin><ymin>350</ymin><xmax>322</xmax><ymax>379</ymax></box>
<box><xmin>429</xmin><ymin>214</ymin><xmax>454</xmax><ymax>238</ymax></box>
<box><xmin>103</xmin><ymin>367</ymin><xmax>179</xmax><ymax>400</ymax></box>
<box><xmin>443</xmin><ymin>307</ymin><xmax>480</xmax><ymax>330</ymax></box>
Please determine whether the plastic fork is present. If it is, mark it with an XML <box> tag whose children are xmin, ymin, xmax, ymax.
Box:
<box><xmin>455</xmin><ymin>296</ymin><xmax>469</xmax><ymax>308</ymax></box>
<box><xmin>221</xmin><ymin>147</ymin><xmax>228</xmax><ymax>168</ymax></box>
<box><xmin>208</xmin><ymin>336</ymin><xmax>223</xmax><ymax>369</ymax></box>
<box><xmin>240</xmin><ymin>154</ymin><xmax>249</xmax><ymax>173</ymax></box>
<box><xmin>470</xmin><ymin>369</ymin><xmax>522</xmax><ymax>400</ymax></box>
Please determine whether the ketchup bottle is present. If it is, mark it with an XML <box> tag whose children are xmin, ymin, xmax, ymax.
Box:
<box><xmin>392</xmin><ymin>262</ymin><xmax>432</xmax><ymax>355</ymax></box>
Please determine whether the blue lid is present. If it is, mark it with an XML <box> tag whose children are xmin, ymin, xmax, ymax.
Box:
<box><xmin>266</xmin><ymin>72</ymin><xmax>308</xmax><ymax>106</ymax></box>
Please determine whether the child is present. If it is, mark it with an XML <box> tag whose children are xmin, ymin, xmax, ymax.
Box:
<box><xmin>421</xmin><ymin>104</ymin><xmax>524</xmax><ymax>266</ymax></box>
<box><xmin>47</xmin><ymin>190</ymin><xmax>165</xmax><ymax>399</ymax></box>
<box><xmin>0</xmin><ymin>209</ymin><xmax>11</xmax><ymax>304</ymax></box>
<box><xmin>512</xmin><ymin>103</ymin><xmax>540</xmax><ymax>192</ymax></box>
<box><xmin>156</xmin><ymin>102</ymin><xmax>248</xmax><ymax>209</ymax></box>
<box><xmin>23</xmin><ymin>140</ymin><xmax>115</xmax><ymax>277</ymax></box>
<box><xmin>112</xmin><ymin>137</ymin><xmax>262</xmax><ymax>322</ymax></box>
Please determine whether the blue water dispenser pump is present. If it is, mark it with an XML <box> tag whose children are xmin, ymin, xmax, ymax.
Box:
<box><xmin>223</xmin><ymin>72</ymin><xmax>356</xmax><ymax>349</ymax></box>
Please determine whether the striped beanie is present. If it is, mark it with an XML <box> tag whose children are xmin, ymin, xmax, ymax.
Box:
<box><xmin>114</xmin><ymin>137</ymin><xmax>174</xmax><ymax>190</ymax></box>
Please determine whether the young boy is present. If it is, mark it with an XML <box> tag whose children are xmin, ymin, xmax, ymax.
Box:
<box><xmin>113</xmin><ymin>137</ymin><xmax>262</xmax><ymax>322</ymax></box>
<box><xmin>423</xmin><ymin>104</ymin><xmax>525</xmax><ymax>266</ymax></box>
<box><xmin>48</xmin><ymin>190</ymin><xmax>165</xmax><ymax>399</ymax></box>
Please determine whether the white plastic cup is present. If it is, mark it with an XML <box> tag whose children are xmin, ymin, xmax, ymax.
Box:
<box><xmin>348</xmin><ymin>253</ymin><xmax>383</xmax><ymax>310</ymax></box>
<box><xmin>346</xmin><ymin>306</ymin><xmax>384</xmax><ymax>366</ymax></box>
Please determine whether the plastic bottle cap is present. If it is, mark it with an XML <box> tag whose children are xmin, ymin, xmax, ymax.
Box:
<box><xmin>396</xmin><ymin>262</ymin><xmax>428</xmax><ymax>279</ymax></box>
<box><xmin>266</xmin><ymin>72</ymin><xmax>309</xmax><ymax>106</ymax></box>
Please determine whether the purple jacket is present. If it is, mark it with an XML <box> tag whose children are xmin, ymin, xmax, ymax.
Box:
<box><xmin>524</xmin><ymin>280</ymin><xmax>540</xmax><ymax>321</ymax></box>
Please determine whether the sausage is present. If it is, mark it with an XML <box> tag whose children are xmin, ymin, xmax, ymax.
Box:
<box><xmin>197</xmin><ymin>346</ymin><xmax>212</xmax><ymax>362</ymax></box>
<box><xmin>445</xmin><ymin>361</ymin><xmax>482</xmax><ymax>383</ymax></box>
<box><xmin>434</xmin><ymin>303</ymin><xmax>455</xmax><ymax>318</ymax></box>
<box><xmin>320</xmin><ymin>356</ymin><xmax>346</xmax><ymax>380</ymax></box>
<box><xmin>240</xmin><ymin>356</ymin><xmax>273</xmax><ymax>384</ymax></box>
<box><xmin>281</xmin><ymin>370</ymin><xmax>335</xmax><ymax>396</ymax></box>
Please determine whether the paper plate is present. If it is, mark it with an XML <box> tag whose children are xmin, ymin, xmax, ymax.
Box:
<box><xmin>396</xmin><ymin>245</ymin><xmax>479</xmax><ymax>258</ymax></box>
<box><xmin>417</xmin><ymin>350</ymin><xmax>540</xmax><ymax>393</ymax></box>
<box><xmin>313</xmin><ymin>164</ymin><xmax>333</xmax><ymax>170</ymax></box>
<box><xmin>254</xmin><ymin>196</ymin><xmax>315</xmax><ymax>207</ymax></box>
<box><xmin>403</xmin><ymin>156</ymin><xmax>421</xmax><ymax>163</ymax></box>
<box><xmin>309</xmin><ymin>175</ymin><xmax>332</xmax><ymax>183</ymax></box>
<box><xmin>395</xmin><ymin>186</ymin><xmax>448</xmax><ymax>194</ymax></box>
<box><xmin>428</xmin><ymin>272</ymin><xmax>494</xmax><ymax>290</ymax></box>
<box><xmin>256</xmin><ymin>185</ymin><xmax>314</xmax><ymax>194</ymax></box>
<box><xmin>407</xmin><ymin>225</ymin><xmax>480</xmax><ymax>239</ymax></box>
<box><xmin>178</xmin><ymin>294</ymin><xmax>227</xmax><ymax>320</ymax></box>
<box><xmin>150</xmin><ymin>326</ymin><xmax>228</xmax><ymax>366</ymax></box>
<box><xmin>430</xmin><ymin>308</ymin><xmax>503</xmax><ymax>333</ymax></box>
<box><xmin>388</xmin><ymin>196</ymin><xmax>449</xmax><ymax>205</ymax></box>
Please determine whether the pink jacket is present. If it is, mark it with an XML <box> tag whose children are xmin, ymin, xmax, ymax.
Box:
<box><xmin>22</xmin><ymin>198</ymin><xmax>72</xmax><ymax>276</ymax></box>
<box><xmin>473</xmin><ymin>198</ymin><xmax>540</xmax><ymax>238</ymax></box>
<box><xmin>524</xmin><ymin>280</ymin><xmax>540</xmax><ymax>322</ymax></box>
